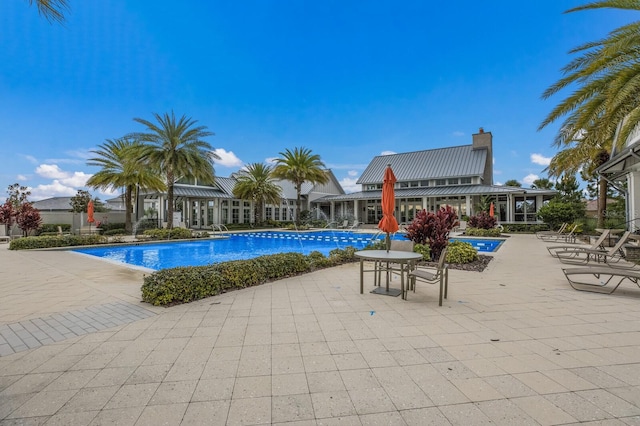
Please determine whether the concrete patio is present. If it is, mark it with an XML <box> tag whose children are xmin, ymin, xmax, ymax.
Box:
<box><xmin>1</xmin><ymin>234</ymin><xmax>640</xmax><ymax>425</ymax></box>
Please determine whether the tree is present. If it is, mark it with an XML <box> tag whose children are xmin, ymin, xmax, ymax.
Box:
<box><xmin>86</xmin><ymin>137</ymin><xmax>165</xmax><ymax>233</ymax></box>
<box><xmin>405</xmin><ymin>206</ymin><xmax>459</xmax><ymax>261</ymax></box>
<box><xmin>133</xmin><ymin>112</ymin><xmax>219</xmax><ymax>229</ymax></box>
<box><xmin>15</xmin><ymin>203</ymin><xmax>42</xmax><ymax>237</ymax></box>
<box><xmin>0</xmin><ymin>200</ymin><xmax>14</xmax><ymax>236</ymax></box>
<box><xmin>232</xmin><ymin>163</ymin><xmax>282</xmax><ymax>225</ymax></box>
<box><xmin>539</xmin><ymin>1</ymin><xmax>640</xmax><ymax>228</ymax></box>
<box><xmin>7</xmin><ymin>183</ymin><xmax>31</xmax><ymax>209</ymax></box>
<box><xmin>474</xmin><ymin>195</ymin><xmax>494</xmax><ymax>214</ymax></box>
<box><xmin>272</xmin><ymin>147</ymin><xmax>329</xmax><ymax>225</ymax></box>
<box><xmin>531</xmin><ymin>178</ymin><xmax>554</xmax><ymax>190</ymax></box>
<box><xmin>27</xmin><ymin>0</ymin><xmax>69</xmax><ymax>24</ymax></box>
<box><xmin>504</xmin><ymin>179</ymin><xmax>522</xmax><ymax>187</ymax></box>
<box><xmin>555</xmin><ymin>174</ymin><xmax>583</xmax><ymax>204</ymax></box>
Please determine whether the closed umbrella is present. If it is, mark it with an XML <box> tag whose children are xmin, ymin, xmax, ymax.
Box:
<box><xmin>489</xmin><ymin>202</ymin><xmax>495</xmax><ymax>217</ymax></box>
<box><xmin>87</xmin><ymin>200</ymin><xmax>95</xmax><ymax>232</ymax></box>
<box><xmin>378</xmin><ymin>164</ymin><xmax>399</xmax><ymax>252</ymax></box>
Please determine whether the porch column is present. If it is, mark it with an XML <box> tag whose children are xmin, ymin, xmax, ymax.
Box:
<box><xmin>330</xmin><ymin>201</ymin><xmax>335</xmax><ymax>221</ymax></box>
<box><xmin>629</xmin><ymin>172</ymin><xmax>640</xmax><ymax>231</ymax></box>
<box><xmin>354</xmin><ymin>200</ymin><xmax>359</xmax><ymax>222</ymax></box>
<box><xmin>158</xmin><ymin>196</ymin><xmax>165</xmax><ymax>226</ymax></box>
<box><xmin>465</xmin><ymin>195</ymin><xmax>471</xmax><ymax>217</ymax></box>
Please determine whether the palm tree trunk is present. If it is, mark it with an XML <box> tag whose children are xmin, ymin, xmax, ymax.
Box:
<box><xmin>124</xmin><ymin>186</ymin><xmax>133</xmax><ymax>234</ymax></box>
<box><xmin>597</xmin><ymin>176</ymin><xmax>607</xmax><ymax>228</ymax></box>
<box><xmin>296</xmin><ymin>184</ymin><xmax>302</xmax><ymax>225</ymax></box>
<box><xmin>167</xmin><ymin>170</ymin><xmax>174</xmax><ymax>229</ymax></box>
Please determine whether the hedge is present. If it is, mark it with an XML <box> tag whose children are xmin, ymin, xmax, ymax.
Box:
<box><xmin>464</xmin><ymin>227</ymin><xmax>502</xmax><ymax>237</ymax></box>
<box><xmin>9</xmin><ymin>234</ymin><xmax>108</xmax><ymax>250</ymax></box>
<box><xmin>446</xmin><ymin>241</ymin><xmax>478</xmax><ymax>263</ymax></box>
<box><xmin>141</xmin><ymin>247</ymin><xmax>357</xmax><ymax>306</ymax></box>
<box><xmin>143</xmin><ymin>228</ymin><xmax>193</xmax><ymax>240</ymax></box>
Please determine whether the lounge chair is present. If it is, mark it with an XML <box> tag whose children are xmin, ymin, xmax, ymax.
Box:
<box><xmin>348</xmin><ymin>220</ymin><xmax>361</xmax><ymax>230</ymax></box>
<box><xmin>407</xmin><ymin>247</ymin><xmax>448</xmax><ymax>305</ymax></box>
<box><xmin>536</xmin><ymin>223</ymin><xmax>567</xmax><ymax>239</ymax></box>
<box><xmin>556</xmin><ymin>231</ymin><xmax>634</xmax><ymax>268</ymax></box>
<box><xmin>337</xmin><ymin>220</ymin><xmax>349</xmax><ymax>229</ymax></box>
<box><xmin>538</xmin><ymin>224</ymin><xmax>578</xmax><ymax>243</ymax></box>
<box><xmin>548</xmin><ymin>229</ymin><xmax>611</xmax><ymax>258</ymax></box>
<box><xmin>562</xmin><ymin>266</ymin><xmax>640</xmax><ymax>294</ymax></box>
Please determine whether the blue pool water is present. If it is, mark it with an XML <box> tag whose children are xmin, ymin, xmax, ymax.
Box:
<box><xmin>451</xmin><ymin>237</ymin><xmax>504</xmax><ymax>253</ymax></box>
<box><xmin>73</xmin><ymin>231</ymin><xmax>503</xmax><ymax>270</ymax></box>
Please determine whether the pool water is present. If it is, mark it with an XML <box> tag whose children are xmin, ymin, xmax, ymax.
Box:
<box><xmin>451</xmin><ymin>237</ymin><xmax>504</xmax><ymax>252</ymax></box>
<box><xmin>73</xmin><ymin>231</ymin><xmax>503</xmax><ymax>270</ymax></box>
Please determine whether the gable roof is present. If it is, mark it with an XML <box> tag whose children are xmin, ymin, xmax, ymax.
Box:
<box><xmin>32</xmin><ymin>197</ymin><xmax>73</xmax><ymax>211</ymax></box>
<box><xmin>357</xmin><ymin>145</ymin><xmax>487</xmax><ymax>184</ymax></box>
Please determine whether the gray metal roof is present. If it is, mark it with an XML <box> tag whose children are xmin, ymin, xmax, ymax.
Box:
<box><xmin>213</xmin><ymin>176</ymin><xmax>237</xmax><ymax>196</ymax></box>
<box><xmin>32</xmin><ymin>197</ymin><xmax>74</xmax><ymax>211</ymax></box>
<box><xmin>276</xmin><ymin>180</ymin><xmax>314</xmax><ymax>200</ymax></box>
<box><xmin>172</xmin><ymin>185</ymin><xmax>232</xmax><ymax>199</ymax></box>
<box><xmin>318</xmin><ymin>185</ymin><xmax>555</xmax><ymax>201</ymax></box>
<box><xmin>357</xmin><ymin>145</ymin><xmax>487</xmax><ymax>184</ymax></box>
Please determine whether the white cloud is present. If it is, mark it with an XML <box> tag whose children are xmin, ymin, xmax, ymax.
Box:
<box><xmin>523</xmin><ymin>173</ymin><xmax>539</xmax><ymax>186</ymax></box>
<box><xmin>29</xmin><ymin>180</ymin><xmax>78</xmax><ymax>200</ymax></box>
<box><xmin>494</xmin><ymin>169</ymin><xmax>502</xmax><ymax>175</ymax></box>
<box><xmin>60</xmin><ymin>171</ymin><xmax>92</xmax><ymax>187</ymax></box>
<box><xmin>452</xmin><ymin>131</ymin><xmax>465</xmax><ymax>137</ymax></box>
<box><xmin>339</xmin><ymin>177</ymin><xmax>360</xmax><ymax>193</ymax></box>
<box><xmin>380</xmin><ymin>150</ymin><xmax>396</xmax><ymax>156</ymax></box>
<box><xmin>97</xmin><ymin>187</ymin><xmax>120</xmax><ymax>198</ymax></box>
<box><xmin>325</xmin><ymin>163</ymin><xmax>368</xmax><ymax>170</ymax></box>
<box><xmin>16</xmin><ymin>174</ymin><xmax>27</xmax><ymax>181</ymax></box>
<box><xmin>212</xmin><ymin>148</ymin><xmax>243</xmax><ymax>167</ymax></box>
<box><xmin>348</xmin><ymin>170</ymin><xmax>358</xmax><ymax>177</ymax></box>
<box><xmin>530</xmin><ymin>153</ymin><xmax>552</xmax><ymax>166</ymax></box>
<box><xmin>22</xmin><ymin>154</ymin><xmax>38</xmax><ymax>164</ymax></box>
<box><xmin>495</xmin><ymin>181</ymin><xmax>503</xmax><ymax>186</ymax></box>
<box><xmin>265</xmin><ymin>157</ymin><xmax>278</xmax><ymax>165</ymax></box>
<box><xmin>35</xmin><ymin>164</ymin><xmax>68</xmax><ymax>179</ymax></box>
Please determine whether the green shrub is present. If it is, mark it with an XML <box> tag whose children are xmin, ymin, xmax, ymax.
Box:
<box><xmin>143</xmin><ymin>228</ymin><xmax>192</xmax><ymax>240</ymax></box>
<box><xmin>413</xmin><ymin>243</ymin><xmax>431</xmax><ymax>260</ymax></box>
<box><xmin>104</xmin><ymin>228</ymin><xmax>127</xmax><ymax>236</ymax></box>
<box><xmin>329</xmin><ymin>246</ymin><xmax>356</xmax><ymax>262</ymax></box>
<box><xmin>446</xmin><ymin>241</ymin><xmax>478</xmax><ymax>264</ymax></box>
<box><xmin>213</xmin><ymin>259</ymin><xmax>266</xmax><ymax>288</ymax></box>
<box><xmin>500</xmin><ymin>223</ymin><xmax>549</xmax><ymax>233</ymax></box>
<box><xmin>253</xmin><ymin>253</ymin><xmax>310</xmax><ymax>278</ymax></box>
<box><xmin>100</xmin><ymin>222</ymin><xmax>127</xmax><ymax>232</ymax></box>
<box><xmin>465</xmin><ymin>227</ymin><xmax>502</xmax><ymax>237</ymax></box>
<box><xmin>307</xmin><ymin>251</ymin><xmax>333</xmax><ymax>268</ymax></box>
<box><xmin>9</xmin><ymin>234</ymin><xmax>108</xmax><ymax>250</ymax></box>
<box><xmin>37</xmin><ymin>224</ymin><xmax>71</xmax><ymax>235</ymax></box>
<box><xmin>142</xmin><ymin>266</ymin><xmax>224</xmax><ymax>306</ymax></box>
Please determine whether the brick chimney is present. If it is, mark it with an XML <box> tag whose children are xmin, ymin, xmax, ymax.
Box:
<box><xmin>472</xmin><ymin>128</ymin><xmax>493</xmax><ymax>185</ymax></box>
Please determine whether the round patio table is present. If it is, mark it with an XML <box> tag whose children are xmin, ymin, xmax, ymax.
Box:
<box><xmin>354</xmin><ymin>250</ymin><xmax>423</xmax><ymax>299</ymax></box>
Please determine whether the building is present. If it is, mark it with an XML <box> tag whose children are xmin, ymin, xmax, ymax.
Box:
<box><xmin>318</xmin><ymin>129</ymin><xmax>556</xmax><ymax>224</ymax></box>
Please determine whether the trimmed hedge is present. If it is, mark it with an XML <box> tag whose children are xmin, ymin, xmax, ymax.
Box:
<box><xmin>37</xmin><ymin>224</ymin><xmax>71</xmax><ymax>235</ymax></box>
<box><xmin>500</xmin><ymin>223</ymin><xmax>550</xmax><ymax>233</ymax></box>
<box><xmin>143</xmin><ymin>228</ymin><xmax>193</xmax><ymax>240</ymax></box>
<box><xmin>446</xmin><ymin>241</ymin><xmax>478</xmax><ymax>263</ymax></box>
<box><xmin>141</xmin><ymin>248</ymin><xmax>357</xmax><ymax>306</ymax></box>
<box><xmin>464</xmin><ymin>227</ymin><xmax>502</xmax><ymax>237</ymax></box>
<box><xmin>9</xmin><ymin>234</ymin><xmax>108</xmax><ymax>250</ymax></box>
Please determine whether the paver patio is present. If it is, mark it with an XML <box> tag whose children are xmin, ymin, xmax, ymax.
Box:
<box><xmin>1</xmin><ymin>234</ymin><xmax>639</xmax><ymax>425</ymax></box>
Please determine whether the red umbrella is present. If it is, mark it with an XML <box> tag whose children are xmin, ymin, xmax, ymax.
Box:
<box><xmin>489</xmin><ymin>202</ymin><xmax>495</xmax><ymax>217</ymax></box>
<box><xmin>378</xmin><ymin>164</ymin><xmax>399</xmax><ymax>251</ymax></box>
<box><xmin>87</xmin><ymin>200</ymin><xmax>95</xmax><ymax>224</ymax></box>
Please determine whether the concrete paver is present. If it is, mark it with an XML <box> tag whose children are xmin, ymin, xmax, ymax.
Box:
<box><xmin>0</xmin><ymin>234</ymin><xmax>639</xmax><ymax>424</ymax></box>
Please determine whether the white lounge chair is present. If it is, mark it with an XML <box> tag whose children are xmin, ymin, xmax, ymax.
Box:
<box><xmin>548</xmin><ymin>229</ymin><xmax>611</xmax><ymax>258</ymax></box>
<box><xmin>556</xmin><ymin>231</ymin><xmax>634</xmax><ymax>268</ymax></box>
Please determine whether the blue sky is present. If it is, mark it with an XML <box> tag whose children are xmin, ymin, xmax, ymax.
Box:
<box><xmin>0</xmin><ymin>1</ymin><xmax>632</xmax><ymax>201</ymax></box>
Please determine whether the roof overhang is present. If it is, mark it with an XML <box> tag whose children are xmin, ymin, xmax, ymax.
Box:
<box><xmin>597</xmin><ymin>140</ymin><xmax>640</xmax><ymax>180</ymax></box>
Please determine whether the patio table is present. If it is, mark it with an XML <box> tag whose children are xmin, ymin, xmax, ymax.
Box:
<box><xmin>354</xmin><ymin>250</ymin><xmax>423</xmax><ymax>299</ymax></box>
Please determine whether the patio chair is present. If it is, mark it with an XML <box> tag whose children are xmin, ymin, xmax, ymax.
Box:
<box><xmin>337</xmin><ymin>220</ymin><xmax>349</xmax><ymax>229</ymax></box>
<box><xmin>536</xmin><ymin>223</ymin><xmax>567</xmax><ymax>239</ymax></box>
<box><xmin>556</xmin><ymin>231</ymin><xmax>635</xmax><ymax>268</ymax></box>
<box><xmin>407</xmin><ymin>247</ymin><xmax>448</xmax><ymax>306</ymax></box>
<box><xmin>348</xmin><ymin>220</ymin><xmax>361</xmax><ymax>230</ymax></box>
<box><xmin>547</xmin><ymin>229</ymin><xmax>611</xmax><ymax>258</ymax></box>
<box><xmin>562</xmin><ymin>266</ymin><xmax>640</xmax><ymax>294</ymax></box>
<box><xmin>538</xmin><ymin>224</ymin><xmax>578</xmax><ymax>243</ymax></box>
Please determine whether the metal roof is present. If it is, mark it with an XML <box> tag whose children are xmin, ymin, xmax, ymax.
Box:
<box><xmin>172</xmin><ymin>185</ymin><xmax>232</xmax><ymax>199</ymax></box>
<box><xmin>357</xmin><ymin>145</ymin><xmax>487</xmax><ymax>184</ymax></box>
<box><xmin>276</xmin><ymin>180</ymin><xmax>314</xmax><ymax>200</ymax></box>
<box><xmin>32</xmin><ymin>197</ymin><xmax>74</xmax><ymax>211</ymax></box>
<box><xmin>213</xmin><ymin>176</ymin><xmax>237</xmax><ymax>196</ymax></box>
<box><xmin>318</xmin><ymin>185</ymin><xmax>555</xmax><ymax>201</ymax></box>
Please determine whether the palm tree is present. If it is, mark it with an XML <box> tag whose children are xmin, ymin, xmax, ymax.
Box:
<box><xmin>531</xmin><ymin>178</ymin><xmax>554</xmax><ymax>190</ymax></box>
<box><xmin>233</xmin><ymin>163</ymin><xmax>282</xmax><ymax>225</ymax></box>
<box><xmin>28</xmin><ymin>0</ymin><xmax>69</xmax><ymax>24</ymax></box>
<box><xmin>86</xmin><ymin>138</ymin><xmax>165</xmax><ymax>233</ymax></box>
<box><xmin>539</xmin><ymin>0</ymin><xmax>640</xmax><ymax>227</ymax></box>
<box><xmin>133</xmin><ymin>112</ymin><xmax>219</xmax><ymax>229</ymax></box>
<box><xmin>504</xmin><ymin>179</ymin><xmax>522</xmax><ymax>187</ymax></box>
<box><xmin>272</xmin><ymin>147</ymin><xmax>329</xmax><ymax>225</ymax></box>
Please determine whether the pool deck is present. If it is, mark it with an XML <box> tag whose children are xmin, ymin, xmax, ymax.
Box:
<box><xmin>1</xmin><ymin>234</ymin><xmax>640</xmax><ymax>425</ymax></box>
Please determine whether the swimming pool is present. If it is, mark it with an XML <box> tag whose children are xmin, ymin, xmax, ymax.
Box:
<box><xmin>451</xmin><ymin>237</ymin><xmax>505</xmax><ymax>252</ymax></box>
<box><xmin>73</xmin><ymin>231</ymin><xmax>503</xmax><ymax>270</ymax></box>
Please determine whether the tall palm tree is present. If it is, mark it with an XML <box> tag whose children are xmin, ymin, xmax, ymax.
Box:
<box><xmin>531</xmin><ymin>178</ymin><xmax>554</xmax><ymax>190</ymax></box>
<box><xmin>28</xmin><ymin>0</ymin><xmax>69</xmax><ymax>24</ymax></box>
<box><xmin>132</xmin><ymin>112</ymin><xmax>219</xmax><ymax>229</ymax></box>
<box><xmin>272</xmin><ymin>147</ymin><xmax>329</xmax><ymax>225</ymax></box>
<box><xmin>504</xmin><ymin>179</ymin><xmax>522</xmax><ymax>187</ymax></box>
<box><xmin>86</xmin><ymin>138</ymin><xmax>165</xmax><ymax>233</ymax></box>
<box><xmin>233</xmin><ymin>163</ymin><xmax>282</xmax><ymax>224</ymax></box>
<box><xmin>540</xmin><ymin>0</ymin><xmax>640</xmax><ymax>227</ymax></box>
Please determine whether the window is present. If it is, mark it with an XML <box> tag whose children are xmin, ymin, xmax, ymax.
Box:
<box><xmin>448</xmin><ymin>178</ymin><xmax>459</xmax><ymax>185</ymax></box>
<box><xmin>274</xmin><ymin>208</ymin><xmax>280</xmax><ymax>221</ymax></box>
<box><xmin>420</xmin><ymin>180</ymin><xmax>429</xmax><ymax>187</ymax></box>
<box><xmin>435</xmin><ymin>179</ymin><xmax>446</xmax><ymax>186</ymax></box>
<box><xmin>399</xmin><ymin>182</ymin><xmax>409</xmax><ymax>188</ymax></box>
<box><xmin>265</xmin><ymin>207</ymin><xmax>272</xmax><ymax>220</ymax></box>
<box><xmin>365</xmin><ymin>184</ymin><xmax>382</xmax><ymax>191</ymax></box>
<box><xmin>460</xmin><ymin>177</ymin><xmax>472</xmax><ymax>184</ymax></box>
<box><xmin>410</xmin><ymin>181</ymin><xmax>419</xmax><ymax>187</ymax></box>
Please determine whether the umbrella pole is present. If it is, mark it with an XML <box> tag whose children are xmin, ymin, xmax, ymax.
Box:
<box><xmin>385</xmin><ymin>233</ymin><xmax>390</xmax><ymax>252</ymax></box>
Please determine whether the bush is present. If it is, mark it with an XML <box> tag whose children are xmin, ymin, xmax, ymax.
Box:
<box><xmin>103</xmin><ymin>228</ymin><xmax>127</xmax><ymax>236</ymax></box>
<box><xmin>9</xmin><ymin>234</ymin><xmax>108</xmax><ymax>250</ymax></box>
<box><xmin>100</xmin><ymin>222</ymin><xmax>127</xmax><ymax>232</ymax></box>
<box><xmin>143</xmin><ymin>228</ymin><xmax>192</xmax><ymax>240</ymax></box>
<box><xmin>413</xmin><ymin>243</ymin><xmax>431</xmax><ymax>260</ymax></box>
<box><xmin>37</xmin><ymin>224</ymin><xmax>71</xmax><ymax>235</ymax></box>
<box><xmin>141</xmin><ymin>247</ymin><xmax>359</xmax><ymax>306</ymax></box>
<box><xmin>500</xmin><ymin>223</ymin><xmax>549</xmax><ymax>233</ymax></box>
<box><xmin>537</xmin><ymin>200</ymin><xmax>585</xmax><ymax>230</ymax></box>
<box><xmin>467</xmin><ymin>212</ymin><xmax>497</xmax><ymax>229</ymax></box>
<box><xmin>405</xmin><ymin>206</ymin><xmax>459</xmax><ymax>261</ymax></box>
<box><xmin>446</xmin><ymin>241</ymin><xmax>478</xmax><ymax>264</ymax></box>
<box><xmin>465</xmin><ymin>227</ymin><xmax>502</xmax><ymax>237</ymax></box>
